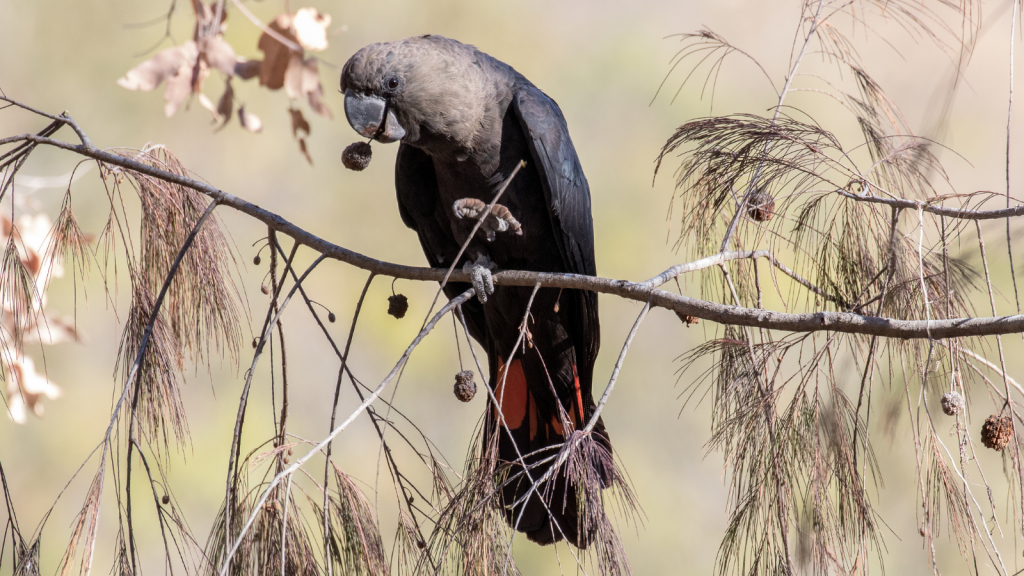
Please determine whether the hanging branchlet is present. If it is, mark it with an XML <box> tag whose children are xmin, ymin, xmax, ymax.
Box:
<box><xmin>130</xmin><ymin>148</ymin><xmax>242</xmax><ymax>366</ymax></box>
<box><xmin>116</xmin><ymin>278</ymin><xmax>187</xmax><ymax>451</ymax></box>
<box><xmin>14</xmin><ymin>536</ymin><xmax>41</xmax><ymax>576</ymax></box>
<box><xmin>44</xmin><ymin>189</ymin><xmax>94</xmax><ymax>289</ymax></box>
<box><xmin>56</xmin><ymin>469</ymin><xmax>104</xmax><ymax>576</ymax></box>
<box><xmin>203</xmin><ymin>447</ymin><xmax>323</xmax><ymax>576</ymax></box>
<box><xmin>427</xmin><ymin>428</ymin><xmax>518</xmax><ymax>576</ymax></box>
<box><xmin>319</xmin><ymin>464</ymin><xmax>387</xmax><ymax>576</ymax></box>
<box><xmin>679</xmin><ymin>328</ymin><xmax>881</xmax><ymax>575</ymax></box>
<box><xmin>561</xmin><ymin>430</ymin><xmax>640</xmax><ymax>576</ymax></box>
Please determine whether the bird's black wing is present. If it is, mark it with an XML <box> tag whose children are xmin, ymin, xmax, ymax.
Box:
<box><xmin>511</xmin><ymin>87</ymin><xmax>600</xmax><ymax>372</ymax></box>
<box><xmin>394</xmin><ymin>142</ymin><xmax>489</xmax><ymax>345</ymax></box>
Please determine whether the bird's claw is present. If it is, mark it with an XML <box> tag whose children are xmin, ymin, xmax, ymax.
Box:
<box><xmin>463</xmin><ymin>254</ymin><xmax>496</xmax><ymax>303</ymax></box>
<box><xmin>453</xmin><ymin>198</ymin><xmax>523</xmax><ymax>242</ymax></box>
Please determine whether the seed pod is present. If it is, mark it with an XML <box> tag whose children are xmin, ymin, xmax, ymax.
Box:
<box><xmin>746</xmin><ymin>188</ymin><xmax>776</xmax><ymax>222</ymax></box>
<box><xmin>941</xmin><ymin>391</ymin><xmax>964</xmax><ymax>416</ymax></box>
<box><xmin>261</xmin><ymin>285</ymin><xmax>270</xmax><ymax>295</ymax></box>
<box><xmin>342</xmin><ymin>141</ymin><xmax>372</xmax><ymax>171</ymax></box>
<box><xmin>252</xmin><ymin>338</ymin><xmax>259</xmax><ymax>349</ymax></box>
<box><xmin>981</xmin><ymin>414</ymin><xmax>1013</xmax><ymax>451</ymax></box>
<box><xmin>253</xmin><ymin>254</ymin><xmax>261</xmax><ymax>266</ymax></box>
<box><xmin>454</xmin><ymin>370</ymin><xmax>477</xmax><ymax>402</ymax></box>
<box><xmin>388</xmin><ymin>294</ymin><xmax>409</xmax><ymax>319</ymax></box>
<box><xmin>161</xmin><ymin>494</ymin><xmax>170</xmax><ymax>505</ymax></box>
<box><xmin>328</xmin><ymin>312</ymin><xmax>336</xmax><ymax>323</ymax></box>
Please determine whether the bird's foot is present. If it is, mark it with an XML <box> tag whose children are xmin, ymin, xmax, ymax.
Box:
<box><xmin>453</xmin><ymin>198</ymin><xmax>523</xmax><ymax>242</ymax></box>
<box><xmin>463</xmin><ymin>254</ymin><xmax>497</xmax><ymax>303</ymax></box>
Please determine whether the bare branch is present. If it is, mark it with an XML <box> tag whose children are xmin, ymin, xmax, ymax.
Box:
<box><xmin>838</xmin><ymin>189</ymin><xmax>1024</xmax><ymax>220</ymax></box>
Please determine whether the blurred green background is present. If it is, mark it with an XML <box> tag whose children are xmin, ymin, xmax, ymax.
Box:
<box><xmin>2</xmin><ymin>0</ymin><xmax>1024</xmax><ymax>574</ymax></box>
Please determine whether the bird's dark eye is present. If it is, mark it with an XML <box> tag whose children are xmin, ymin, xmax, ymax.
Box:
<box><xmin>386</xmin><ymin>77</ymin><xmax>400</xmax><ymax>90</ymax></box>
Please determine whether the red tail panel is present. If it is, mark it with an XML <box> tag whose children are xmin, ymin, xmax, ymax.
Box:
<box><xmin>494</xmin><ymin>358</ymin><xmax>528</xmax><ymax>429</ymax></box>
<box><xmin>571</xmin><ymin>363</ymin><xmax>584</xmax><ymax>421</ymax></box>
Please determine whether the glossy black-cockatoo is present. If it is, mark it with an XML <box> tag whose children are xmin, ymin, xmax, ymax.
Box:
<box><xmin>340</xmin><ymin>35</ymin><xmax>610</xmax><ymax>548</ymax></box>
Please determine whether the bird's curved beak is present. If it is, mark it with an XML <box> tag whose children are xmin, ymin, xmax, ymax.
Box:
<box><xmin>344</xmin><ymin>89</ymin><xmax>406</xmax><ymax>143</ymax></box>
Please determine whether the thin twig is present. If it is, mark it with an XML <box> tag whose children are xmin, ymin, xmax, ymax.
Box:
<box><xmin>222</xmin><ymin>244</ymin><xmax>303</xmax><ymax>571</ymax></box>
<box><xmin>1006</xmin><ymin>0</ymin><xmax>1022</xmax><ymax>320</ymax></box>
<box><xmin>321</xmin><ymin>272</ymin><xmax>373</xmax><ymax>576</ymax></box>
<box><xmin>837</xmin><ymin>189</ymin><xmax>1024</xmax><ymax>220</ymax></box>
<box><xmin>269</xmin><ymin>231</ymin><xmax>290</xmax><ymax>452</ymax></box>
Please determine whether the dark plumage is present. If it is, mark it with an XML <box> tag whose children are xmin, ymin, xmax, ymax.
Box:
<box><xmin>341</xmin><ymin>35</ymin><xmax>609</xmax><ymax>548</ymax></box>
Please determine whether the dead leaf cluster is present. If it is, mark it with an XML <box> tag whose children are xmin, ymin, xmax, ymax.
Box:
<box><xmin>0</xmin><ymin>209</ymin><xmax>82</xmax><ymax>423</ymax></box>
<box><xmin>117</xmin><ymin>3</ymin><xmax>332</xmax><ymax>161</ymax></box>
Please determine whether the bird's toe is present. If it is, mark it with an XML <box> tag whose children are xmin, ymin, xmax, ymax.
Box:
<box><xmin>463</xmin><ymin>255</ymin><xmax>496</xmax><ymax>303</ymax></box>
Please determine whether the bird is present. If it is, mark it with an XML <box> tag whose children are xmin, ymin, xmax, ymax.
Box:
<box><xmin>340</xmin><ymin>35</ymin><xmax>610</xmax><ymax>548</ymax></box>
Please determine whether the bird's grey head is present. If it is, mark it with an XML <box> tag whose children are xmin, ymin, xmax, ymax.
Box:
<box><xmin>340</xmin><ymin>35</ymin><xmax>511</xmax><ymax>151</ymax></box>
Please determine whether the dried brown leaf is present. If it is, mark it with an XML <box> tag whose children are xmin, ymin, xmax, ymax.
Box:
<box><xmin>284</xmin><ymin>53</ymin><xmax>305</xmax><ymax>100</ymax></box>
<box><xmin>293</xmin><ymin>7</ymin><xmax>331</xmax><ymax>52</ymax></box>
<box><xmin>199</xmin><ymin>36</ymin><xmax>237</xmax><ymax>76</ymax></box>
<box><xmin>163</xmin><ymin>65</ymin><xmax>191</xmax><ymax>118</ymax></box>
<box><xmin>194</xmin><ymin>0</ymin><xmax>227</xmax><ymax>33</ymax></box>
<box><xmin>216</xmin><ymin>79</ymin><xmax>234</xmax><ymax>128</ymax></box>
<box><xmin>257</xmin><ymin>14</ymin><xmax>300</xmax><ymax>90</ymax></box>
<box><xmin>197</xmin><ymin>92</ymin><xmax>219</xmax><ymax>121</ymax></box>
<box><xmin>164</xmin><ymin>58</ymin><xmax>208</xmax><ymax>118</ymax></box>
<box><xmin>298</xmin><ymin>138</ymin><xmax>312</xmax><ymax>165</ymax></box>
<box><xmin>233</xmin><ymin>58</ymin><xmax>261</xmax><ymax>80</ymax></box>
<box><xmin>29</xmin><ymin>313</ymin><xmax>79</xmax><ymax>345</ymax></box>
<box><xmin>301</xmin><ymin>58</ymin><xmax>332</xmax><ymax>118</ymax></box>
<box><xmin>6</xmin><ymin>356</ymin><xmax>61</xmax><ymax>423</ymax></box>
<box><xmin>118</xmin><ymin>41</ymin><xmax>198</xmax><ymax>92</ymax></box>
<box><xmin>238</xmin><ymin>105</ymin><xmax>263</xmax><ymax>133</ymax></box>
<box><xmin>289</xmin><ymin>108</ymin><xmax>310</xmax><ymax>139</ymax></box>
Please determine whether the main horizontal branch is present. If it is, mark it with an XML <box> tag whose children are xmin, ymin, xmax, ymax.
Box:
<box><xmin>5</xmin><ymin>127</ymin><xmax>1024</xmax><ymax>340</ymax></box>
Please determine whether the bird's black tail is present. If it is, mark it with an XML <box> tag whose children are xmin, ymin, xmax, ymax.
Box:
<box><xmin>484</xmin><ymin>357</ymin><xmax>612</xmax><ymax>549</ymax></box>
